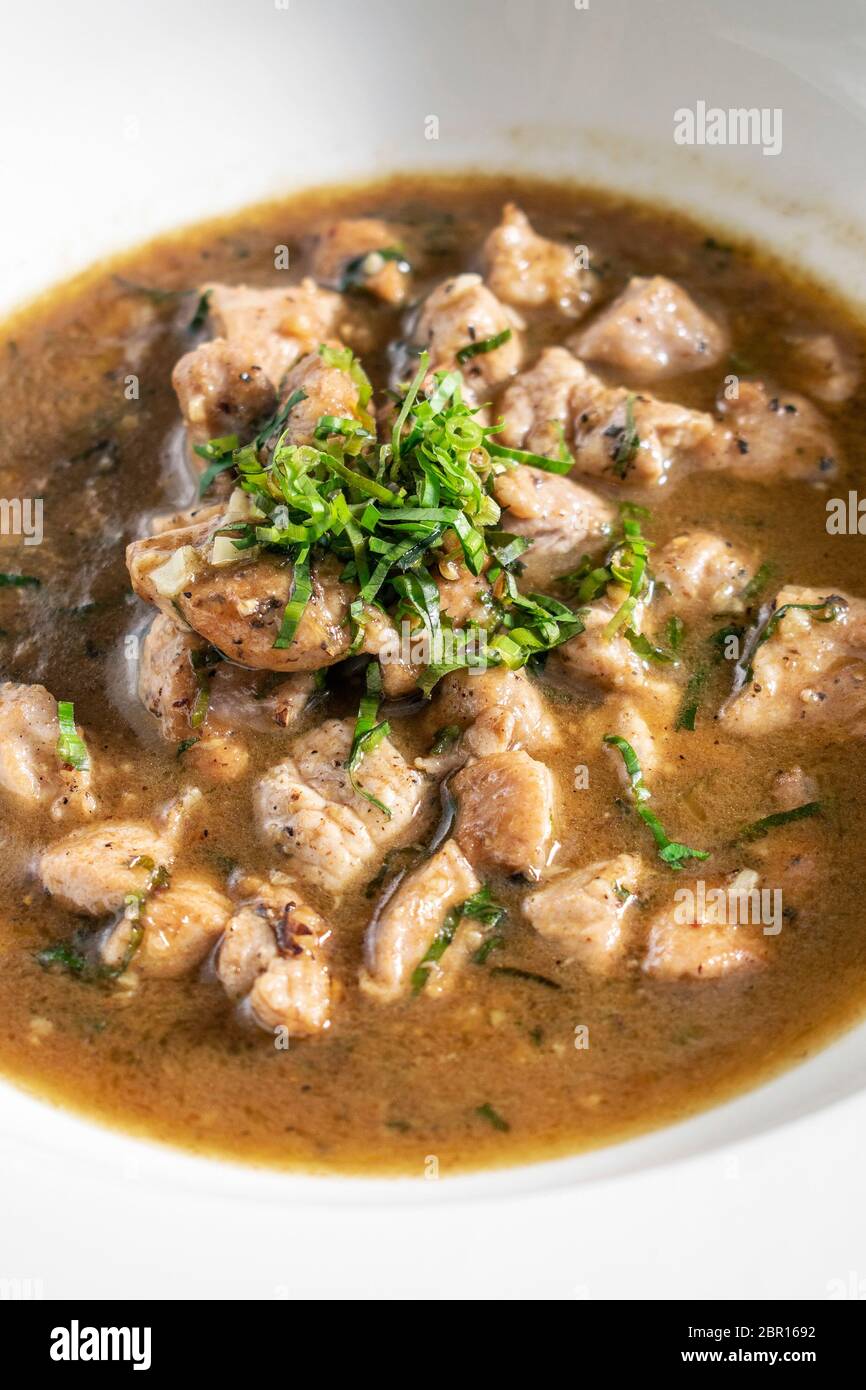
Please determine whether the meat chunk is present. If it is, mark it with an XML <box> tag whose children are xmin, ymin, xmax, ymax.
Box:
<box><xmin>452</xmin><ymin>749</ymin><xmax>555</xmax><ymax>880</ymax></box>
<box><xmin>171</xmin><ymin>340</ymin><xmax>276</xmax><ymax>448</ymax></box>
<box><xmin>204</xmin><ymin>279</ymin><xmax>343</xmax><ymax>387</ymax></box>
<box><xmin>139</xmin><ymin>612</ymin><xmax>317</xmax><ymax>744</ymax></box>
<box><xmin>425</xmin><ymin>666</ymin><xmax>559</xmax><ymax>762</ymax></box>
<box><xmin>493</xmin><ymin>465</ymin><xmax>614</xmax><ymax>586</ymax></box>
<box><xmin>570</xmin><ymin>372</ymin><xmax>715</xmax><ymax>488</ymax></box>
<box><xmin>274</xmin><ymin>347</ymin><xmax>368</xmax><ymax>448</ymax></box>
<box><xmin>360</xmin><ymin>839</ymin><xmax>481</xmax><ymax>1002</ymax></box>
<box><xmin>598</xmin><ymin>696</ymin><xmax>667</xmax><ymax>779</ymax></box>
<box><xmin>554</xmin><ymin>597</ymin><xmax>653</xmax><ymax>694</ymax></box>
<box><xmin>180</xmin><ymin>734</ymin><xmax>250</xmax><ymax>783</ymax></box>
<box><xmin>40</xmin><ymin>824</ymin><xmax>172</xmax><ymax>917</ymax></box>
<box><xmin>38</xmin><ymin>790</ymin><xmax>199</xmax><ymax>916</ymax></box>
<box><xmin>495</xmin><ymin>347</ymin><xmax>587</xmax><ymax>460</ymax></box>
<box><xmin>256</xmin><ymin>718</ymin><xmax>427</xmax><ymax>894</ymax></box>
<box><xmin>723</xmin><ymin>585</ymin><xmax>864</xmax><ymax>736</ymax></box>
<box><xmin>207</xmin><ymin>665</ymin><xmax>317</xmax><ymax>734</ymax></box>
<box><xmin>434</xmin><ymin>552</ymin><xmax>497</xmax><ymax>629</ymax></box>
<box><xmin>149</xmin><ymin>502</ymin><xmax>224</xmax><ymax>536</ymax></box>
<box><xmin>482</xmin><ymin>204</ymin><xmax>597</xmax><ymax>318</ymax></box>
<box><xmin>217</xmin><ymin>873</ymin><xmax>331</xmax><ymax>1035</ymax></box>
<box><xmin>771</xmin><ymin>765</ymin><xmax>818</xmax><ymax>811</ymax></box>
<box><xmin>137</xmin><ymin>613</ymin><xmax>206</xmax><ymax>742</ymax></box>
<box><xmin>787</xmin><ymin>331</ymin><xmax>859</xmax><ymax>404</ymax></box>
<box><xmin>652</xmin><ymin>531</ymin><xmax>755</xmax><ymax>620</ymax></box>
<box><xmin>101</xmin><ymin>873</ymin><xmax>231</xmax><ymax>979</ymax></box>
<box><xmin>413</xmin><ymin>273</ymin><xmax>522</xmax><ymax>401</ymax></box>
<box><xmin>523</xmin><ymin>853</ymin><xmax>642</xmax><ymax>974</ymax></box>
<box><xmin>497</xmin><ymin>349</ymin><xmax>714</xmax><ymax>487</ymax></box>
<box><xmin>574</xmin><ymin>275</ymin><xmax>728</xmax><ymax>380</ymax></box>
<box><xmin>704</xmin><ymin>381</ymin><xmax>839</xmax><ymax>484</ymax></box>
<box><xmin>643</xmin><ymin>871</ymin><xmax>767</xmax><ymax>979</ymax></box>
<box><xmin>127</xmin><ymin>519</ymin><xmax>355</xmax><ymax>673</ymax></box>
<box><xmin>0</xmin><ymin>683</ymin><xmax>94</xmax><ymax>819</ymax></box>
<box><xmin>312</xmin><ymin>218</ymin><xmax>410</xmax><ymax>305</ymax></box>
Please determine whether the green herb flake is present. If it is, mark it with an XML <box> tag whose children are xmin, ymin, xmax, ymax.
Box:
<box><xmin>604</xmin><ymin>733</ymin><xmax>710</xmax><ymax>870</ymax></box>
<box><xmin>475</xmin><ymin>1102</ymin><xmax>510</xmax><ymax>1132</ymax></box>
<box><xmin>736</xmin><ymin>801</ymin><xmax>822</xmax><ymax>844</ymax></box>
<box><xmin>456</xmin><ymin>328</ymin><xmax>512</xmax><ymax>364</ymax></box>
<box><xmin>611</xmin><ymin>394</ymin><xmax>640</xmax><ymax>477</ymax></box>
<box><xmin>0</xmin><ymin>573</ymin><xmax>41</xmax><ymax>588</ymax></box>
<box><xmin>56</xmin><ymin>701</ymin><xmax>90</xmax><ymax>772</ymax></box>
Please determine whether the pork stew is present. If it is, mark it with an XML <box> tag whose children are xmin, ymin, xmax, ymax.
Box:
<box><xmin>1</xmin><ymin>175</ymin><xmax>865</xmax><ymax>1174</ymax></box>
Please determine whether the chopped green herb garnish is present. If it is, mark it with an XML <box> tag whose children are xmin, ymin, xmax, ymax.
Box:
<box><xmin>611</xmin><ymin>394</ymin><xmax>640</xmax><ymax>477</ymax></box>
<box><xmin>604</xmin><ymin>733</ymin><xmax>710</xmax><ymax>870</ymax></box>
<box><xmin>347</xmin><ymin>662</ymin><xmax>392</xmax><ymax>816</ymax></box>
<box><xmin>412</xmin><ymin>884</ymin><xmax>506</xmax><ymax>992</ymax></box>
<box><xmin>0</xmin><ymin>573</ymin><xmax>41</xmax><ymax>588</ymax></box>
<box><xmin>487</xmin><ymin>440</ymin><xmax>572</xmax><ymax>477</ymax></box>
<box><xmin>490</xmin><ymin>965</ymin><xmax>561</xmax><ymax>990</ymax></box>
<box><xmin>56</xmin><ymin>701</ymin><xmax>90</xmax><ymax>771</ymax></box>
<box><xmin>187</xmin><ymin>288</ymin><xmax>212</xmax><ymax>332</ymax></box>
<box><xmin>736</xmin><ymin>801</ymin><xmax>822</xmax><ymax>843</ymax></box>
<box><xmin>475</xmin><ymin>1102</ymin><xmax>510</xmax><ymax>1132</ymax></box>
<box><xmin>191</xmin><ymin>349</ymin><xmax>584</xmax><ymax>682</ymax></box>
<box><xmin>675</xmin><ymin>665</ymin><xmax>709</xmax><ymax>731</ymax></box>
<box><xmin>456</xmin><ymin>328</ymin><xmax>512</xmax><ymax>364</ymax></box>
<box><xmin>195</xmin><ymin>434</ymin><xmax>239</xmax><ymax>497</ymax></box>
<box><xmin>473</xmin><ymin>934</ymin><xmax>505</xmax><ymax>965</ymax></box>
<box><xmin>254</xmin><ymin>387</ymin><xmax>309</xmax><ymax>452</ymax></box>
<box><xmin>273</xmin><ymin>554</ymin><xmax>312</xmax><ymax>651</ymax></box>
<box><xmin>36</xmin><ymin>942</ymin><xmax>88</xmax><ymax>975</ymax></box>
<box><xmin>665</xmin><ymin>615</ymin><xmax>685</xmax><ymax>652</ymax></box>
<box><xmin>742</xmin><ymin>561</ymin><xmax>774</xmax><ymax>602</ymax></box>
<box><xmin>430</xmin><ymin>724</ymin><xmax>461</xmax><ymax>754</ymax></box>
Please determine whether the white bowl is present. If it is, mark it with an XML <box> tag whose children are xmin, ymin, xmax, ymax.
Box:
<box><xmin>2</xmin><ymin>0</ymin><xmax>866</xmax><ymax>1298</ymax></box>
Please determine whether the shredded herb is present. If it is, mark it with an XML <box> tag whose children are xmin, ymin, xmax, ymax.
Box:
<box><xmin>187</xmin><ymin>288</ymin><xmax>212</xmax><ymax>332</ymax></box>
<box><xmin>473</xmin><ymin>934</ymin><xmax>505</xmax><ymax>964</ymax></box>
<box><xmin>675</xmin><ymin>665</ymin><xmax>709</xmax><ymax>731</ymax></box>
<box><xmin>611</xmin><ymin>393</ymin><xmax>640</xmax><ymax>477</ymax></box>
<box><xmin>456</xmin><ymin>328</ymin><xmax>512</xmax><ymax>364</ymax></box>
<box><xmin>412</xmin><ymin>885</ymin><xmax>506</xmax><ymax>992</ymax></box>
<box><xmin>563</xmin><ymin>505</ymin><xmax>650</xmax><ymax>644</ymax></box>
<box><xmin>736</xmin><ymin>801</ymin><xmax>822</xmax><ymax>843</ymax></box>
<box><xmin>347</xmin><ymin>662</ymin><xmax>392</xmax><ymax>816</ymax></box>
<box><xmin>487</xmin><ymin>440</ymin><xmax>572</xmax><ymax>477</ymax></box>
<box><xmin>191</xmin><ymin>348</ymin><xmax>584</xmax><ymax>685</ymax></box>
<box><xmin>0</xmin><ymin>573</ymin><xmax>41</xmax><ymax>588</ymax></box>
<box><xmin>665</xmin><ymin>615</ymin><xmax>685</xmax><ymax>652</ymax></box>
<box><xmin>490</xmin><ymin>965</ymin><xmax>561</xmax><ymax>990</ymax></box>
<box><xmin>273</xmin><ymin>554</ymin><xmax>312</xmax><ymax>651</ymax></box>
<box><xmin>254</xmin><ymin>386</ymin><xmax>309</xmax><ymax>452</ymax></box>
<box><xmin>430</xmin><ymin>724</ymin><xmax>461</xmax><ymax>754</ymax></box>
<box><xmin>475</xmin><ymin>1102</ymin><xmax>510</xmax><ymax>1132</ymax></box>
<box><xmin>195</xmin><ymin>434</ymin><xmax>239</xmax><ymax>497</ymax></box>
<box><xmin>604</xmin><ymin>733</ymin><xmax>710</xmax><ymax>869</ymax></box>
<box><xmin>36</xmin><ymin>942</ymin><xmax>88</xmax><ymax>975</ymax></box>
<box><xmin>56</xmin><ymin>701</ymin><xmax>90</xmax><ymax>771</ymax></box>
<box><xmin>742</xmin><ymin>561</ymin><xmax>774</xmax><ymax>602</ymax></box>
